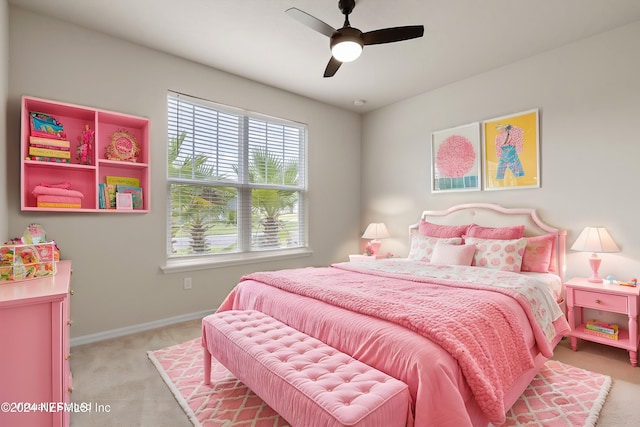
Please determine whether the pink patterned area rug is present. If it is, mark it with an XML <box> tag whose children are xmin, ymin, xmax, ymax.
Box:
<box><xmin>148</xmin><ymin>338</ymin><xmax>611</xmax><ymax>427</ymax></box>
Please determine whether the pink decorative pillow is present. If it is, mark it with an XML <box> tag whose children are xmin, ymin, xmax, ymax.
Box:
<box><xmin>521</xmin><ymin>234</ymin><xmax>555</xmax><ymax>273</ymax></box>
<box><xmin>408</xmin><ymin>235</ymin><xmax>462</xmax><ymax>262</ymax></box>
<box><xmin>419</xmin><ymin>220</ymin><xmax>470</xmax><ymax>238</ymax></box>
<box><xmin>465</xmin><ymin>237</ymin><xmax>527</xmax><ymax>272</ymax></box>
<box><xmin>430</xmin><ymin>241</ymin><xmax>477</xmax><ymax>266</ymax></box>
<box><xmin>465</xmin><ymin>224</ymin><xmax>525</xmax><ymax>240</ymax></box>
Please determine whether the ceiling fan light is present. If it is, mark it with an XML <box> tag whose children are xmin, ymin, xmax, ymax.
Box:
<box><xmin>331</xmin><ymin>40</ymin><xmax>363</xmax><ymax>62</ymax></box>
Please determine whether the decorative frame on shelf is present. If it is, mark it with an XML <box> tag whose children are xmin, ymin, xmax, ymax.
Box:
<box><xmin>431</xmin><ymin>122</ymin><xmax>481</xmax><ymax>193</ymax></box>
<box><xmin>106</xmin><ymin>129</ymin><xmax>141</xmax><ymax>163</ymax></box>
<box><xmin>116</xmin><ymin>192</ymin><xmax>133</xmax><ymax>210</ymax></box>
<box><xmin>482</xmin><ymin>109</ymin><xmax>540</xmax><ymax>191</ymax></box>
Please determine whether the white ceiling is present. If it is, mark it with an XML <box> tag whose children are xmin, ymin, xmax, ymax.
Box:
<box><xmin>9</xmin><ymin>0</ymin><xmax>640</xmax><ymax>113</ymax></box>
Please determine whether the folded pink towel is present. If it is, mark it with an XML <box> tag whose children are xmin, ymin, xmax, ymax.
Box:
<box><xmin>33</xmin><ymin>185</ymin><xmax>84</xmax><ymax>198</ymax></box>
<box><xmin>39</xmin><ymin>182</ymin><xmax>72</xmax><ymax>189</ymax></box>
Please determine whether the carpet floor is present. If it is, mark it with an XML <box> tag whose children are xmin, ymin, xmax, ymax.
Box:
<box><xmin>148</xmin><ymin>337</ymin><xmax>611</xmax><ymax>427</ymax></box>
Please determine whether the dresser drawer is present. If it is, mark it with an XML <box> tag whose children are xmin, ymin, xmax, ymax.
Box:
<box><xmin>573</xmin><ymin>289</ymin><xmax>628</xmax><ymax>313</ymax></box>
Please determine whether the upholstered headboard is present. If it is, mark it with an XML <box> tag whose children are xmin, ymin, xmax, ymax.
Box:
<box><xmin>409</xmin><ymin>203</ymin><xmax>566</xmax><ymax>283</ymax></box>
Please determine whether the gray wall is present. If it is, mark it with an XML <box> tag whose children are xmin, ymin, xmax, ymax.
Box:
<box><xmin>361</xmin><ymin>20</ymin><xmax>640</xmax><ymax>282</ymax></box>
<box><xmin>7</xmin><ymin>7</ymin><xmax>362</xmax><ymax>339</ymax></box>
<box><xmin>0</xmin><ymin>0</ymin><xmax>8</xmax><ymax>239</ymax></box>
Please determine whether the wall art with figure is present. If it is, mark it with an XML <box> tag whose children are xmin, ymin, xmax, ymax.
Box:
<box><xmin>431</xmin><ymin>122</ymin><xmax>481</xmax><ymax>193</ymax></box>
<box><xmin>483</xmin><ymin>109</ymin><xmax>539</xmax><ymax>190</ymax></box>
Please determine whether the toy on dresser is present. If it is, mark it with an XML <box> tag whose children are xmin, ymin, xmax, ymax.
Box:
<box><xmin>0</xmin><ymin>224</ymin><xmax>60</xmax><ymax>282</ymax></box>
<box><xmin>605</xmin><ymin>275</ymin><xmax>637</xmax><ymax>287</ymax></box>
<box><xmin>619</xmin><ymin>278</ymin><xmax>638</xmax><ymax>287</ymax></box>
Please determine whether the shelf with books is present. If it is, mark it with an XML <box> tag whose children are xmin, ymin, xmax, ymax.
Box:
<box><xmin>566</xmin><ymin>277</ymin><xmax>640</xmax><ymax>366</ymax></box>
<box><xmin>20</xmin><ymin>96</ymin><xmax>150</xmax><ymax>212</ymax></box>
<box><xmin>572</xmin><ymin>323</ymin><xmax>628</xmax><ymax>345</ymax></box>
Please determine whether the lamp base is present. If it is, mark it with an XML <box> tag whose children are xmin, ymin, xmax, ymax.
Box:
<box><xmin>368</xmin><ymin>240</ymin><xmax>382</xmax><ymax>256</ymax></box>
<box><xmin>587</xmin><ymin>253</ymin><xmax>603</xmax><ymax>283</ymax></box>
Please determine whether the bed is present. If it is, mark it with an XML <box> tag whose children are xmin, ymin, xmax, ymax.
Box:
<box><xmin>212</xmin><ymin>203</ymin><xmax>571</xmax><ymax>427</ymax></box>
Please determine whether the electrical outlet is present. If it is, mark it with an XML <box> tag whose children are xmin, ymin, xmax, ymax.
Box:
<box><xmin>183</xmin><ymin>277</ymin><xmax>193</xmax><ymax>290</ymax></box>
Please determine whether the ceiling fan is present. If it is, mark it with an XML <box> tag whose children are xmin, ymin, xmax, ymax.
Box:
<box><xmin>286</xmin><ymin>0</ymin><xmax>424</xmax><ymax>77</ymax></box>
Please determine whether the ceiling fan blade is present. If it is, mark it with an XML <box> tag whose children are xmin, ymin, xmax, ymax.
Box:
<box><xmin>362</xmin><ymin>25</ymin><xmax>424</xmax><ymax>45</ymax></box>
<box><xmin>286</xmin><ymin>7</ymin><xmax>336</xmax><ymax>38</ymax></box>
<box><xmin>323</xmin><ymin>57</ymin><xmax>342</xmax><ymax>78</ymax></box>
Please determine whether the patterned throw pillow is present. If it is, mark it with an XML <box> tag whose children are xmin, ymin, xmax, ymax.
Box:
<box><xmin>464</xmin><ymin>237</ymin><xmax>527</xmax><ymax>272</ymax></box>
<box><xmin>521</xmin><ymin>234</ymin><xmax>555</xmax><ymax>273</ymax></box>
<box><xmin>408</xmin><ymin>235</ymin><xmax>462</xmax><ymax>263</ymax></box>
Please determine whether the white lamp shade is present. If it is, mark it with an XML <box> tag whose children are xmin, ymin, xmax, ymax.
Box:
<box><xmin>362</xmin><ymin>223</ymin><xmax>390</xmax><ymax>240</ymax></box>
<box><xmin>570</xmin><ymin>227</ymin><xmax>619</xmax><ymax>253</ymax></box>
<box><xmin>331</xmin><ymin>41</ymin><xmax>363</xmax><ymax>62</ymax></box>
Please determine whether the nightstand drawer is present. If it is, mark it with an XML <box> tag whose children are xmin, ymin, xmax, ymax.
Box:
<box><xmin>574</xmin><ymin>289</ymin><xmax>628</xmax><ymax>313</ymax></box>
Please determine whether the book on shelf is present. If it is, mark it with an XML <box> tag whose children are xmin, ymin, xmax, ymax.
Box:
<box><xmin>30</xmin><ymin>112</ymin><xmax>66</xmax><ymax>140</ymax></box>
<box><xmin>30</xmin><ymin>144</ymin><xmax>70</xmax><ymax>151</ymax></box>
<box><xmin>98</xmin><ymin>184</ymin><xmax>117</xmax><ymax>209</ymax></box>
<box><xmin>585</xmin><ymin>319</ymin><xmax>618</xmax><ymax>335</ymax></box>
<box><xmin>116</xmin><ymin>185</ymin><xmax>143</xmax><ymax>209</ymax></box>
<box><xmin>106</xmin><ymin>176</ymin><xmax>140</xmax><ymax>187</ymax></box>
<box><xmin>106</xmin><ymin>185</ymin><xmax>116</xmax><ymax>209</ymax></box>
<box><xmin>36</xmin><ymin>202</ymin><xmax>81</xmax><ymax>209</ymax></box>
<box><xmin>29</xmin><ymin>156</ymin><xmax>70</xmax><ymax>163</ymax></box>
<box><xmin>29</xmin><ymin>135</ymin><xmax>71</xmax><ymax>148</ymax></box>
<box><xmin>98</xmin><ymin>184</ymin><xmax>106</xmax><ymax>209</ymax></box>
<box><xmin>28</xmin><ymin>146</ymin><xmax>71</xmax><ymax>159</ymax></box>
<box><xmin>583</xmin><ymin>327</ymin><xmax>619</xmax><ymax>340</ymax></box>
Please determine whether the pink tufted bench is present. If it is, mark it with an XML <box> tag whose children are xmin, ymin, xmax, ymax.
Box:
<box><xmin>202</xmin><ymin>310</ymin><xmax>411</xmax><ymax>427</ymax></box>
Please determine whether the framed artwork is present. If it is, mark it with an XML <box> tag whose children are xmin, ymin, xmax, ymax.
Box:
<box><xmin>431</xmin><ymin>122</ymin><xmax>481</xmax><ymax>193</ymax></box>
<box><xmin>116</xmin><ymin>192</ymin><xmax>133</xmax><ymax>210</ymax></box>
<box><xmin>483</xmin><ymin>109</ymin><xmax>540</xmax><ymax>191</ymax></box>
<box><xmin>106</xmin><ymin>129</ymin><xmax>140</xmax><ymax>163</ymax></box>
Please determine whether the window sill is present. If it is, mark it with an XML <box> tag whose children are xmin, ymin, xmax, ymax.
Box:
<box><xmin>161</xmin><ymin>248</ymin><xmax>313</xmax><ymax>274</ymax></box>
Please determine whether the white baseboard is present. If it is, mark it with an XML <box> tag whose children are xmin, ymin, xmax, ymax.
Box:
<box><xmin>70</xmin><ymin>309</ymin><xmax>215</xmax><ymax>347</ymax></box>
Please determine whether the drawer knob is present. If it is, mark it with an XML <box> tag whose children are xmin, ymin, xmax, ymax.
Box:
<box><xmin>595</xmin><ymin>299</ymin><xmax>601</xmax><ymax>304</ymax></box>
<box><xmin>65</xmin><ymin>353</ymin><xmax>71</xmax><ymax>360</ymax></box>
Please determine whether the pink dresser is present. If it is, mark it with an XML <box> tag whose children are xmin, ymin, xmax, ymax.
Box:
<box><xmin>0</xmin><ymin>260</ymin><xmax>72</xmax><ymax>427</ymax></box>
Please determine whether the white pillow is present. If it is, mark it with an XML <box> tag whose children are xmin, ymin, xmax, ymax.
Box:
<box><xmin>430</xmin><ymin>241</ymin><xmax>476</xmax><ymax>266</ymax></box>
<box><xmin>408</xmin><ymin>235</ymin><xmax>462</xmax><ymax>263</ymax></box>
<box><xmin>464</xmin><ymin>237</ymin><xmax>527</xmax><ymax>272</ymax></box>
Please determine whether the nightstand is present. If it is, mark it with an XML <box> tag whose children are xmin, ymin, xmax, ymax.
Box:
<box><xmin>565</xmin><ymin>277</ymin><xmax>640</xmax><ymax>366</ymax></box>
<box><xmin>348</xmin><ymin>254</ymin><xmax>384</xmax><ymax>262</ymax></box>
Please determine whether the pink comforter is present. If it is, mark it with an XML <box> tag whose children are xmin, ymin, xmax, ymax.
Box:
<box><xmin>217</xmin><ymin>260</ymin><xmax>569</xmax><ymax>426</ymax></box>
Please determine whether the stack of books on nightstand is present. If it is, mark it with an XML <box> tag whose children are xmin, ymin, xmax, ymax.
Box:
<box><xmin>584</xmin><ymin>319</ymin><xmax>619</xmax><ymax>340</ymax></box>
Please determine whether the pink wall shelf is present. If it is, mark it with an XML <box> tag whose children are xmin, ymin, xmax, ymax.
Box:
<box><xmin>20</xmin><ymin>96</ymin><xmax>150</xmax><ymax>213</ymax></box>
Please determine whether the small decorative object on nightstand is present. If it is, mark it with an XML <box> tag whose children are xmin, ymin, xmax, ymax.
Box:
<box><xmin>565</xmin><ymin>277</ymin><xmax>640</xmax><ymax>366</ymax></box>
<box><xmin>570</xmin><ymin>226</ymin><xmax>620</xmax><ymax>283</ymax></box>
<box><xmin>362</xmin><ymin>223</ymin><xmax>390</xmax><ymax>256</ymax></box>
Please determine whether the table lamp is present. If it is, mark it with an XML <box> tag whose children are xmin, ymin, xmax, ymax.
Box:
<box><xmin>570</xmin><ymin>226</ymin><xmax>619</xmax><ymax>283</ymax></box>
<box><xmin>362</xmin><ymin>223</ymin><xmax>390</xmax><ymax>256</ymax></box>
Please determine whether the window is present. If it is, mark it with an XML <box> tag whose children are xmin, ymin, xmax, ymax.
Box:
<box><xmin>167</xmin><ymin>92</ymin><xmax>307</xmax><ymax>262</ymax></box>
